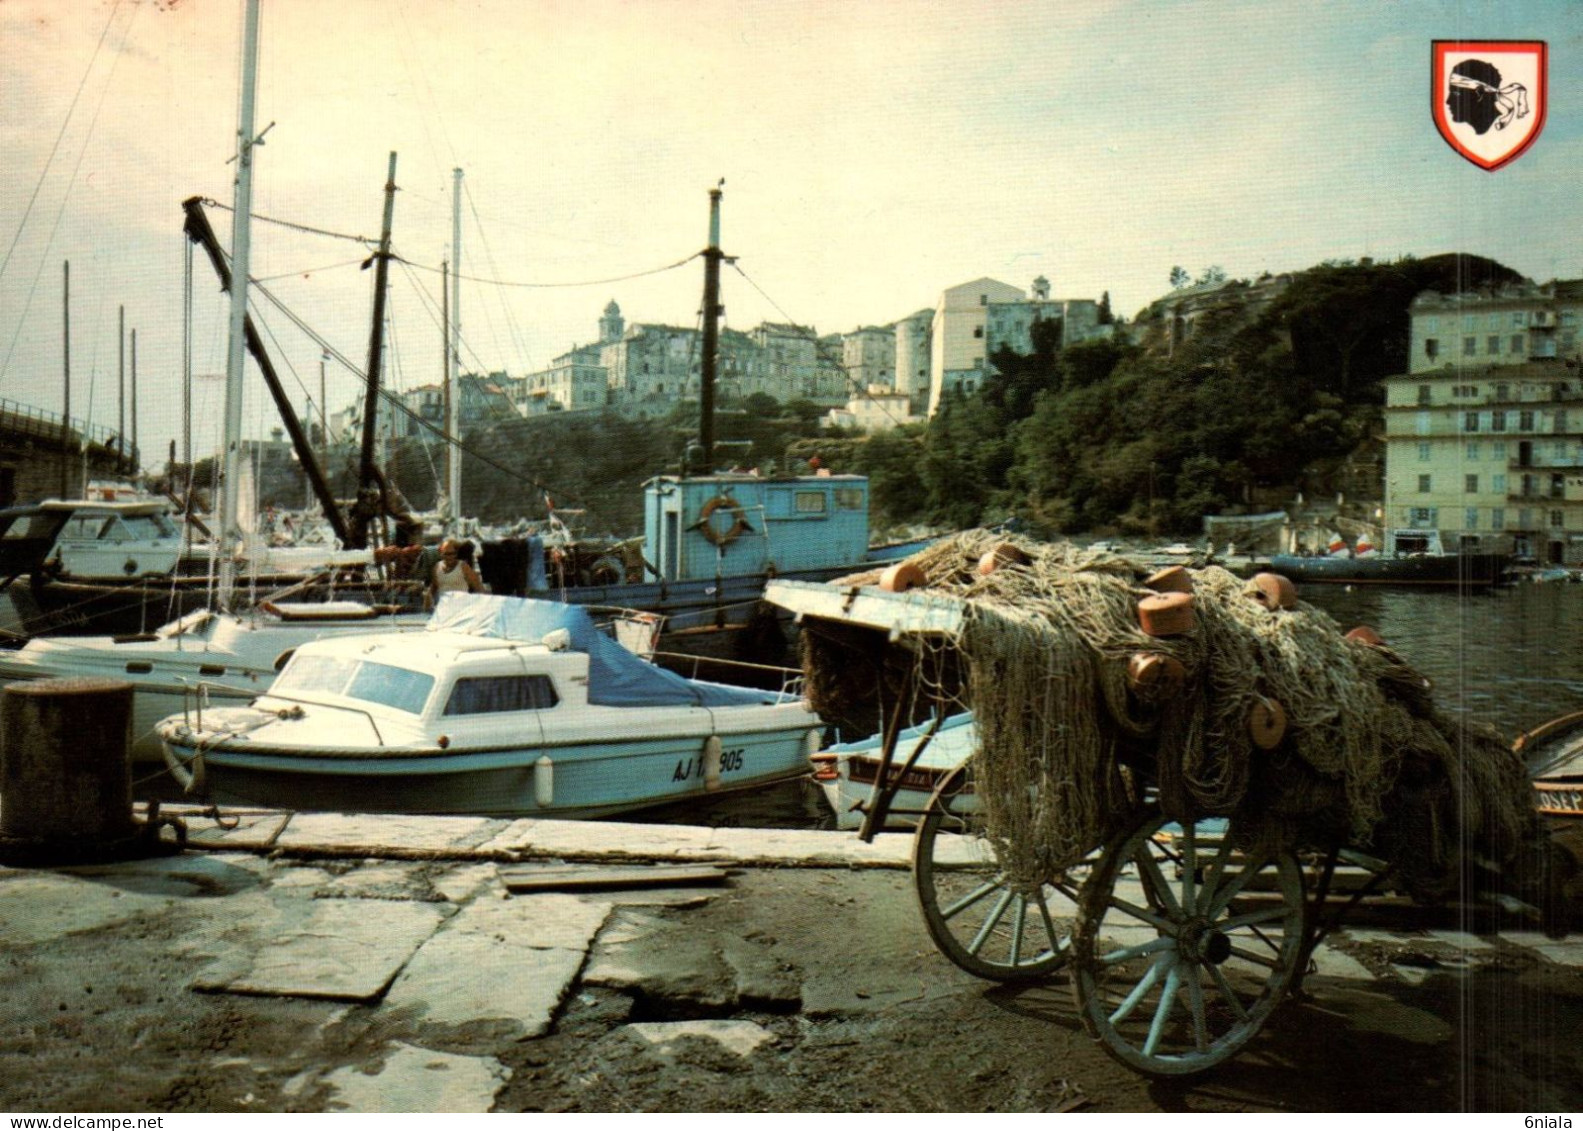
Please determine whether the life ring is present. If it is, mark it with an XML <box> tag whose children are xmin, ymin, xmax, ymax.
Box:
<box><xmin>584</xmin><ymin>556</ymin><xmax>623</xmax><ymax>587</ymax></box>
<box><xmin>698</xmin><ymin>495</ymin><xmax>748</xmax><ymax>547</ymax></box>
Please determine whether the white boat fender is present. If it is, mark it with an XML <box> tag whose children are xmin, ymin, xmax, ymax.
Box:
<box><xmin>534</xmin><ymin>755</ymin><xmax>554</xmax><ymax>808</ymax></box>
<box><xmin>702</xmin><ymin>735</ymin><xmax>723</xmax><ymax>792</ymax></box>
<box><xmin>541</xmin><ymin>628</ymin><xmax>572</xmax><ymax>652</ymax></box>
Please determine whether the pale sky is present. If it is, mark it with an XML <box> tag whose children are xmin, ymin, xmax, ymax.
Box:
<box><xmin>2</xmin><ymin>0</ymin><xmax>1579</xmax><ymax>472</ymax></box>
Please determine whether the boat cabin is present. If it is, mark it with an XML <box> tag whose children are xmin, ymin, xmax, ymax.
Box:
<box><xmin>268</xmin><ymin>633</ymin><xmax>590</xmax><ymax>730</ymax></box>
<box><xmin>0</xmin><ymin>499</ymin><xmax>183</xmax><ymax>580</ymax></box>
<box><xmin>642</xmin><ymin>472</ymin><xmax>871</xmax><ymax>583</ymax></box>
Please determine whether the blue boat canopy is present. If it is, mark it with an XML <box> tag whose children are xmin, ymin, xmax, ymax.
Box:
<box><xmin>428</xmin><ymin>592</ymin><xmax>788</xmax><ymax>708</ymax></box>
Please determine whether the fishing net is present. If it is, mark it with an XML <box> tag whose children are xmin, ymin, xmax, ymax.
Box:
<box><xmin>805</xmin><ymin>530</ymin><xmax>1564</xmax><ymax>910</ymax></box>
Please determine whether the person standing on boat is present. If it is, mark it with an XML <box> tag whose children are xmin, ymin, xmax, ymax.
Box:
<box><xmin>429</xmin><ymin>538</ymin><xmax>483</xmax><ymax>606</ymax></box>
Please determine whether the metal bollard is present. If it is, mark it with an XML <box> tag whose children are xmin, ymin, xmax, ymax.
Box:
<box><xmin>0</xmin><ymin>677</ymin><xmax>172</xmax><ymax>864</ymax></box>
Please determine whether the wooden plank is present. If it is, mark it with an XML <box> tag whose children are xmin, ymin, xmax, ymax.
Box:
<box><xmin>500</xmin><ymin>864</ymin><xmax>732</xmax><ymax>893</ymax></box>
<box><xmin>763</xmin><ymin>579</ymin><xmax>966</xmax><ymax>637</ymax></box>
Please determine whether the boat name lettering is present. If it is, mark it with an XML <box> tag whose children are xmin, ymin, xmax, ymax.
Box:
<box><xmin>1527</xmin><ymin>1119</ymin><xmax>1572</xmax><ymax>1129</ymax></box>
<box><xmin>671</xmin><ymin>748</ymin><xmax>746</xmax><ymax>781</ymax></box>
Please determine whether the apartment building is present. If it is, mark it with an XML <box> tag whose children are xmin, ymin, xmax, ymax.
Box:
<box><xmin>1384</xmin><ymin>356</ymin><xmax>1583</xmax><ymax>565</ymax></box>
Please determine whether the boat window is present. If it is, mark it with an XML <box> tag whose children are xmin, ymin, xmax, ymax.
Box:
<box><xmin>346</xmin><ymin>663</ymin><xmax>434</xmax><ymax>714</ymax></box>
<box><xmin>275</xmin><ymin>654</ymin><xmax>357</xmax><ymax>696</ymax></box>
<box><xmin>443</xmin><ymin>675</ymin><xmax>559</xmax><ymax>715</ymax></box>
<box><xmin>272</xmin><ymin>655</ymin><xmax>434</xmax><ymax>715</ymax></box>
<box><xmin>833</xmin><ymin>488</ymin><xmax>864</xmax><ymax>510</ymax></box>
<box><xmin>793</xmin><ymin>491</ymin><xmax>827</xmax><ymax>515</ymax></box>
<box><xmin>60</xmin><ymin>515</ymin><xmax>113</xmax><ymax>540</ymax></box>
<box><xmin>119</xmin><ymin>513</ymin><xmax>177</xmax><ymax>539</ymax></box>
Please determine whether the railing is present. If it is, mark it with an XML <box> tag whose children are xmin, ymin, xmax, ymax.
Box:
<box><xmin>0</xmin><ymin>396</ymin><xmax>127</xmax><ymax>452</ymax></box>
<box><xmin>646</xmin><ymin>649</ymin><xmax>806</xmax><ymax>699</ymax></box>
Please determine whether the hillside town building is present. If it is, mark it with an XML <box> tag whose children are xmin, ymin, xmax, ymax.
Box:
<box><xmin>1383</xmin><ymin>279</ymin><xmax>1583</xmax><ymax>565</ymax></box>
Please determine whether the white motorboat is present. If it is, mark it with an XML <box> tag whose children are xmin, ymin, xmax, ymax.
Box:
<box><xmin>156</xmin><ymin>593</ymin><xmax>823</xmax><ymax>819</ymax></box>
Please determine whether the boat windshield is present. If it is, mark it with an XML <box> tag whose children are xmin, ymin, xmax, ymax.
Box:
<box><xmin>274</xmin><ymin>654</ymin><xmax>435</xmax><ymax>715</ymax></box>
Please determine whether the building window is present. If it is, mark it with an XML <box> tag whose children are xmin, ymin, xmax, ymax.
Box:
<box><xmin>1520</xmin><ymin>410</ymin><xmax>1535</xmax><ymax>431</ymax></box>
<box><xmin>1492</xmin><ymin>411</ymin><xmax>1507</xmax><ymax>432</ymax></box>
<box><xmin>1418</xmin><ymin>442</ymin><xmax>1432</xmax><ymax>461</ymax></box>
<box><xmin>1410</xmin><ymin>507</ymin><xmax>1438</xmax><ymax>526</ymax></box>
<box><xmin>1465</xmin><ymin>473</ymin><xmax>1479</xmax><ymax>493</ymax></box>
<box><xmin>1418</xmin><ymin>474</ymin><xmax>1432</xmax><ymax>493</ymax></box>
<box><xmin>1465</xmin><ymin>507</ymin><xmax>1479</xmax><ymax>529</ymax></box>
<box><xmin>1556</xmin><ymin>440</ymin><xmax>1569</xmax><ymax>459</ymax></box>
<box><xmin>1514</xmin><ymin>312</ymin><xmax>1528</xmax><ymax>327</ymax></box>
<box><xmin>1426</xmin><ymin>317</ymin><xmax>1440</xmax><ymax>333</ymax></box>
<box><xmin>1488</xmin><ymin>335</ymin><xmax>1501</xmax><ymax>354</ymax></box>
<box><xmin>1552</xmin><ymin>509</ymin><xmax>1566</xmax><ymax>528</ymax></box>
<box><xmin>973</xmin><ymin>326</ymin><xmax>984</xmax><ymax>339</ymax></box>
<box><xmin>1555</xmin><ymin>409</ymin><xmax>1568</xmax><ymax>433</ymax></box>
<box><xmin>1496</xmin><ymin>384</ymin><xmax>1510</xmax><ymax>400</ymax></box>
<box><xmin>1493</xmin><ymin>473</ymin><xmax>1508</xmax><ymax>492</ymax></box>
<box><xmin>1492</xmin><ymin>506</ymin><xmax>1505</xmax><ymax>529</ymax></box>
<box><xmin>1492</xmin><ymin>441</ymin><xmax>1508</xmax><ymax>459</ymax></box>
<box><xmin>1416</xmin><ymin>412</ymin><xmax>1431</xmax><ymax>435</ymax></box>
<box><xmin>1464</xmin><ymin>412</ymin><xmax>1479</xmax><ymax>432</ymax></box>
<box><xmin>1466</xmin><ymin>442</ymin><xmax>1480</xmax><ymax>459</ymax></box>
<box><xmin>1512</xmin><ymin>334</ymin><xmax>1525</xmax><ymax>354</ymax></box>
<box><xmin>1417</xmin><ymin>384</ymin><xmax>1432</xmax><ymax>405</ymax></box>
<box><xmin>1552</xmin><ymin>473</ymin><xmax>1566</xmax><ymax>499</ymax></box>
<box><xmin>1464</xmin><ymin>337</ymin><xmax>1477</xmax><ymax>355</ymax></box>
<box><xmin>1425</xmin><ymin>338</ymin><xmax>1439</xmax><ymax>359</ymax></box>
<box><xmin>979</xmin><ymin>294</ymin><xmax>988</xmax><ymax>306</ymax></box>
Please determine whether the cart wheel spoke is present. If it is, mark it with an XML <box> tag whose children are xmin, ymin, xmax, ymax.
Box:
<box><xmin>913</xmin><ymin>763</ymin><xmax>1084</xmax><ymax>982</ymax></box>
<box><xmin>1109</xmin><ymin>948</ymin><xmax>1172</xmax><ymax>1024</ymax></box>
<box><xmin>1186</xmin><ymin>967</ymin><xmax>1210</xmax><ymax>1053</ymax></box>
<box><xmin>1073</xmin><ymin>805</ymin><xmax>1307</xmax><ymax>1077</ymax></box>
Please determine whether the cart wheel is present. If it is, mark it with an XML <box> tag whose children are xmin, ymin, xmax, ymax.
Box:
<box><xmin>912</xmin><ymin>763</ymin><xmax>1083</xmax><ymax>982</ymax></box>
<box><xmin>1072</xmin><ymin>804</ymin><xmax>1306</xmax><ymax>1076</ymax></box>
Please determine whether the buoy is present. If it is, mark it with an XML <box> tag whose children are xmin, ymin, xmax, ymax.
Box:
<box><xmin>1345</xmin><ymin>625</ymin><xmax>1386</xmax><ymax>647</ymax></box>
<box><xmin>1144</xmin><ymin>566</ymin><xmax>1193</xmax><ymax>594</ymax></box>
<box><xmin>702</xmin><ymin>735</ymin><xmax>723</xmax><ymax>792</ymax></box>
<box><xmin>1138</xmin><ymin>591</ymin><xmax>1194</xmax><ymax>636</ymax></box>
<box><xmin>1249</xmin><ymin>697</ymin><xmax>1287</xmax><ymax>750</ymax></box>
<box><xmin>810</xmin><ymin>753</ymin><xmax>840</xmax><ymax>782</ymax></box>
<box><xmin>1127</xmin><ymin>652</ymin><xmax>1186</xmax><ymax>692</ymax></box>
<box><xmin>534</xmin><ymin>755</ymin><xmax>554</xmax><ymax>808</ymax></box>
<box><xmin>1244</xmin><ymin>572</ymin><xmax>1298</xmax><ymax>610</ymax></box>
<box><xmin>976</xmin><ymin>542</ymin><xmax>1031</xmax><ymax>576</ymax></box>
<box><xmin>879</xmin><ymin>562</ymin><xmax>926</xmax><ymax>592</ymax></box>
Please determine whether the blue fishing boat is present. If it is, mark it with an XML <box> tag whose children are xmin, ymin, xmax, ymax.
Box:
<box><xmin>156</xmin><ymin>593</ymin><xmax>823</xmax><ymax>818</ymax></box>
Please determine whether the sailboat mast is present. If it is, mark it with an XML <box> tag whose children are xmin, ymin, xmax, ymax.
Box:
<box><xmin>698</xmin><ymin>183</ymin><xmax>724</xmax><ymax>472</ymax></box>
<box><xmin>447</xmin><ymin>166</ymin><xmax>462</xmax><ymax>531</ymax></box>
<box><xmin>352</xmin><ymin>151</ymin><xmax>398</xmax><ymax>550</ymax></box>
<box><xmin>217</xmin><ymin>0</ymin><xmax>261</xmax><ymax>609</ymax></box>
<box><xmin>60</xmin><ymin>260</ymin><xmax>70</xmax><ymax>499</ymax></box>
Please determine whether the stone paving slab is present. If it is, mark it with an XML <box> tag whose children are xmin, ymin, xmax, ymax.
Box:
<box><xmin>625</xmin><ymin>1019</ymin><xmax>775</xmax><ymax>1057</ymax></box>
<box><xmin>194</xmin><ymin>898</ymin><xmax>446</xmax><ymax>1002</ymax></box>
<box><xmin>1500</xmin><ymin>930</ymin><xmax>1583</xmax><ymax>967</ymax></box>
<box><xmin>0</xmin><ymin>869</ymin><xmax>183</xmax><ymax>946</ymax></box>
<box><xmin>1310</xmin><ymin>944</ymin><xmax>1376</xmax><ymax>980</ymax></box>
<box><xmin>274</xmin><ymin>813</ymin><xmax>504</xmax><ymax>854</ymax></box>
<box><xmin>322</xmin><ymin>1043</ymin><xmax>508</xmax><ymax>1113</ymax></box>
<box><xmin>383</xmin><ymin>893</ymin><xmax>610</xmax><ymax>1035</ymax></box>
